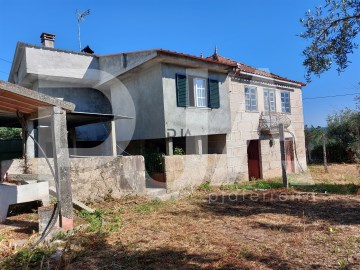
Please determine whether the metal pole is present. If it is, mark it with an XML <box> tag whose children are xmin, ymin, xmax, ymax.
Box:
<box><xmin>77</xmin><ymin>21</ymin><xmax>81</xmax><ymax>51</ymax></box>
<box><xmin>279</xmin><ymin>124</ymin><xmax>288</xmax><ymax>188</ymax></box>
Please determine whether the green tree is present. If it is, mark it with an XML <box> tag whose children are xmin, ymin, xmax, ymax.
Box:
<box><xmin>326</xmin><ymin>107</ymin><xmax>360</xmax><ymax>161</ymax></box>
<box><xmin>308</xmin><ymin>126</ymin><xmax>329</xmax><ymax>172</ymax></box>
<box><xmin>0</xmin><ymin>127</ymin><xmax>21</xmax><ymax>140</ymax></box>
<box><xmin>300</xmin><ymin>0</ymin><xmax>360</xmax><ymax>82</ymax></box>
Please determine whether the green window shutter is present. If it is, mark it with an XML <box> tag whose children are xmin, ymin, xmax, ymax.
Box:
<box><xmin>208</xmin><ymin>79</ymin><xmax>220</xmax><ymax>109</ymax></box>
<box><xmin>176</xmin><ymin>74</ymin><xmax>188</xmax><ymax>107</ymax></box>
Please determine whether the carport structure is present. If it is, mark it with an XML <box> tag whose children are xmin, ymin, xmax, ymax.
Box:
<box><xmin>0</xmin><ymin>80</ymin><xmax>75</xmax><ymax>229</ymax></box>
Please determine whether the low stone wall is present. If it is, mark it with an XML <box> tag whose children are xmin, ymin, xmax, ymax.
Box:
<box><xmin>0</xmin><ymin>156</ymin><xmax>146</xmax><ymax>200</ymax></box>
<box><xmin>164</xmin><ymin>154</ymin><xmax>228</xmax><ymax>192</ymax></box>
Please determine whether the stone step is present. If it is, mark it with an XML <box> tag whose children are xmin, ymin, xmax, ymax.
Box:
<box><xmin>145</xmin><ymin>188</ymin><xmax>167</xmax><ymax>197</ymax></box>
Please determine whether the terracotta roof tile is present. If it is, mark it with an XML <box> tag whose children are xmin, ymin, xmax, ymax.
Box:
<box><xmin>206</xmin><ymin>52</ymin><xmax>306</xmax><ymax>86</ymax></box>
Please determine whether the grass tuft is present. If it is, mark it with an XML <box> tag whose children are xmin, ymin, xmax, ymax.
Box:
<box><xmin>220</xmin><ymin>180</ymin><xmax>283</xmax><ymax>191</ymax></box>
<box><xmin>79</xmin><ymin>210</ymin><xmax>104</xmax><ymax>232</ymax></box>
<box><xmin>293</xmin><ymin>183</ymin><xmax>358</xmax><ymax>194</ymax></box>
<box><xmin>198</xmin><ymin>180</ymin><xmax>212</xmax><ymax>192</ymax></box>
<box><xmin>133</xmin><ymin>198</ymin><xmax>164</xmax><ymax>214</ymax></box>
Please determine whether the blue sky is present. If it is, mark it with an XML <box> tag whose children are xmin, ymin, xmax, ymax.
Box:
<box><xmin>0</xmin><ymin>0</ymin><xmax>358</xmax><ymax>127</ymax></box>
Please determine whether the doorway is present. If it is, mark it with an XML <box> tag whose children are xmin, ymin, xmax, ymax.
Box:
<box><xmin>247</xmin><ymin>140</ymin><xmax>261</xmax><ymax>180</ymax></box>
<box><xmin>285</xmin><ymin>138</ymin><xmax>295</xmax><ymax>173</ymax></box>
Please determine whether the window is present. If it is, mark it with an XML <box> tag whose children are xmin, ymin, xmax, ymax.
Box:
<box><xmin>245</xmin><ymin>86</ymin><xmax>258</xmax><ymax>112</ymax></box>
<box><xmin>176</xmin><ymin>74</ymin><xmax>220</xmax><ymax>109</ymax></box>
<box><xmin>194</xmin><ymin>78</ymin><xmax>207</xmax><ymax>107</ymax></box>
<box><xmin>281</xmin><ymin>91</ymin><xmax>291</xmax><ymax>113</ymax></box>
<box><xmin>264</xmin><ymin>89</ymin><xmax>276</xmax><ymax>112</ymax></box>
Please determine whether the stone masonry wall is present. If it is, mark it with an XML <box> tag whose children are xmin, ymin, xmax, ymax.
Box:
<box><xmin>226</xmin><ymin>79</ymin><xmax>307</xmax><ymax>181</ymax></box>
<box><xmin>164</xmin><ymin>154</ymin><xmax>228</xmax><ymax>192</ymax></box>
<box><xmin>1</xmin><ymin>156</ymin><xmax>146</xmax><ymax>200</ymax></box>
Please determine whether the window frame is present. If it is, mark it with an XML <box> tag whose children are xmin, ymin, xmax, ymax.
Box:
<box><xmin>280</xmin><ymin>91</ymin><xmax>291</xmax><ymax>113</ymax></box>
<box><xmin>263</xmin><ymin>88</ymin><xmax>276</xmax><ymax>113</ymax></box>
<box><xmin>193</xmin><ymin>77</ymin><xmax>208</xmax><ymax>108</ymax></box>
<box><xmin>245</xmin><ymin>86</ymin><xmax>258</xmax><ymax>112</ymax></box>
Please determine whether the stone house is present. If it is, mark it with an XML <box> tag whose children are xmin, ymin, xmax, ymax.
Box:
<box><xmin>7</xmin><ymin>33</ymin><xmax>307</xmax><ymax>192</ymax></box>
<box><xmin>205</xmin><ymin>52</ymin><xmax>307</xmax><ymax>181</ymax></box>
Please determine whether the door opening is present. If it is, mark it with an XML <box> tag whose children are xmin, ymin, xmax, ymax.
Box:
<box><xmin>247</xmin><ymin>140</ymin><xmax>261</xmax><ymax>180</ymax></box>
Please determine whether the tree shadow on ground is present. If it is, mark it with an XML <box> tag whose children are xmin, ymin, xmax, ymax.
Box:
<box><xmin>64</xmin><ymin>232</ymin><xmax>243</xmax><ymax>270</ymax></box>
<box><xmin>4</xmin><ymin>220</ymin><xmax>38</xmax><ymax>234</ymax></box>
<box><xmin>61</xmin><ymin>232</ymin><xmax>306</xmax><ymax>270</ymax></box>
<box><xmin>293</xmin><ymin>183</ymin><xmax>359</xmax><ymax>195</ymax></box>
<box><xmin>200</xmin><ymin>191</ymin><xmax>360</xmax><ymax>225</ymax></box>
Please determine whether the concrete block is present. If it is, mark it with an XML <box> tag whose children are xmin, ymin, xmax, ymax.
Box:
<box><xmin>38</xmin><ymin>205</ymin><xmax>59</xmax><ymax>239</ymax></box>
<box><xmin>0</xmin><ymin>181</ymin><xmax>49</xmax><ymax>223</ymax></box>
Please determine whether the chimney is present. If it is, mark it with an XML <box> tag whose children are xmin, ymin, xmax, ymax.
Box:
<box><xmin>40</xmin><ymin>32</ymin><xmax>55</xmax><ymax>48</ymax></box>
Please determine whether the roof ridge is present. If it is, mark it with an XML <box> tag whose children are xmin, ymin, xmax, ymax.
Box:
<box><xmin>205</xmin><ymin>52</ymin><xmax>305</xmax><ymax>86</ymax></box>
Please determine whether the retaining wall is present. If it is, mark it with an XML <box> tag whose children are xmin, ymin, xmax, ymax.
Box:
<box><xmin>0</xmin><ymin>156</ymin><xmax>146</xmax><ymax>200</ymax></box>
<box><xmin>164</xmin><ymin>154</ymin><xmax>228</xmax><ymax>192</ymax></box>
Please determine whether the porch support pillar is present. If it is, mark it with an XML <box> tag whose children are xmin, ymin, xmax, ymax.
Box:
<box><xmin>195</xmin><ymin>136</ymin><xmax>203</xmax><ymax>155</ymax></box>
<box><xmin>51</xmin><ymin>106</ymin><xmax>73</xmax><ymax>230</ymax></box>
<box><xmin>166</xmin><ymin>137</ymin><xmax>173</xmax><ymax>156</ymax></box>
<box><xmin>25</xmin><ymin>120</ymin><xmax>35</xmax><ymax>159</ymax></box>
<box><xmin>111</xmin><ymin>120</ymin><xmax>117</xmax><ymax>157</ymax></box>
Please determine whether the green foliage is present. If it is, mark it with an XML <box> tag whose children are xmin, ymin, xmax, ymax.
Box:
<box><xmin>300</xmin><ymin>0</ymin><xmax>360</xmax><ymax>81</ymax></box>
<box><xmin>294</xmin><ymin>183</ymin><xmax>358</xmax><ymax>194</ymax></box>
<box><xmin>221</xmin><ymin>180</ymin><xmax>283</xmax><ymax>190</ymax></box>
<box><xmin>79</xmin><ymin>210</ymin><xmax>104</xmax><ymax>232</ymax></box>
<box><xmin>54</xmin><ymin>230</ymin><xmax>68</xmax><ymax>240</ymax></box>
<box><xmin>0</xmin><ymin>127</ymin><xmax>21</xmax><ymax>140</ymax></box>
<box><xmin>0</xmin><ymin>246</ymin><xmax>55</xmax><ymax>270</ymax></box>
<box><xmin>79</xmin><ymin>209</ymin><xmax>123</xmax><ymax>233</ymax></box>
<box><xmin>326</xmin><ymin>108</ymin><xmax>360</xmax><ymax>161</ymax></box>
<box><xmin>306</xmin><ymin>104</ymin><xmax>360</xmax><ymax>163</ymax></box>
<box><xmin>142</xmin><ymin>147</ymin><xmax>164</xmax><ymax>173</ymax></box>
<box><xmin>220</xmin><ymin>179</ymin><xmax>358</xmax><ymax>194</ymax></box>
<box><xmin>133</xmin><ymin>198</ymin><xmax>165</xmax><ymax>214</ymax></box>
<box><xmin>174</xmin><ymin>147</ymin><xmax>185</xmax><ymax>155</ymax></box>
<box><xmin>198</xmin><ymin>180</ymin><xmax>212</xmax><ymax>192</ymax></box>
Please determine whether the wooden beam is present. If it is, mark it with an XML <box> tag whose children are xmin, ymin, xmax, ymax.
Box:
<box><xmin>0</xmin><ymin>100</ymin><xmax>35</xmax><ymax>114</ymax></box>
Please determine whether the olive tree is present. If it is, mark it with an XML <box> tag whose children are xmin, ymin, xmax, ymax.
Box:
<box><xmin>300</xmin><ymin>0</ymin><xmax>360</xmax><ymax>82</ymax></box>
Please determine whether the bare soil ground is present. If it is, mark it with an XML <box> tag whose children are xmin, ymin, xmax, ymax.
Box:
<box><xmin>0</xmin><ymin>164</ymin><xmax>359</xmax><ymax>269</ymax></box>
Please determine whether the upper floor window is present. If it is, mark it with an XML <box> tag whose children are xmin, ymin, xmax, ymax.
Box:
<box><xmin>176</xmin><ymin>74</ymin><xmax>220</xmax><ymax>109</ymax></box>
<box><xmin>281</xmin><ymin>91</ymin><xmax>291</xmax><ymax>113</ymax></box>
<box><xmin>245</xmin><ymin>86</ymin><xmax>258</xmax><ymax>112</ymax></box>
<box><xmin>264</xmin><ymin>89</ymin><xmax>276</xmax><ymax>112</ymax></box>
<box><xmin>194</xmin><ymin>78</ymin><xmax>207</xmax><ymax>107</ymax></box>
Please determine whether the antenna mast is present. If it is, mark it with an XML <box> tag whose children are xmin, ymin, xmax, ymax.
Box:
<box><xmin>76</xmin><ymin>9</ymin><xmax>90</xmax><ymax>51</ymax></box>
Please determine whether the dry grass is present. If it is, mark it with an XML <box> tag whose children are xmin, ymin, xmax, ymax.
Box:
<box><xmin>0</xmin><ymin>164</ymin><xmax>359</xmax><ymax>269</ymax></box>
<box><xmin>308</xmin><ymin>163</ymin><xmax>359</xmax><ymax>185</ymax></box>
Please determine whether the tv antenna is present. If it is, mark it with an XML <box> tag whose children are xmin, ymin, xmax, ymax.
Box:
<box><xmin>76</xmin><ymin>9</ymin><xmax>90</xmax><ymax>51</ymax></box>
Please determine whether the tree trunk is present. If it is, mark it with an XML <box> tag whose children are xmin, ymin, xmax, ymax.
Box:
<box><xmin>322</xmin><ymin>136</ymin><xmax>328</xmax><ymax>173</ymax></box>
